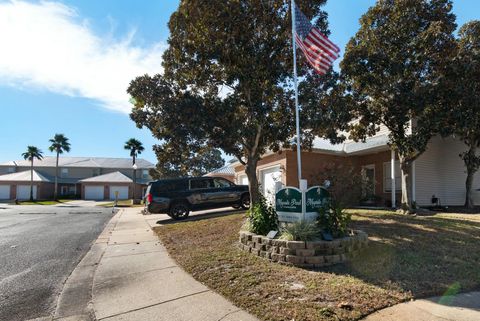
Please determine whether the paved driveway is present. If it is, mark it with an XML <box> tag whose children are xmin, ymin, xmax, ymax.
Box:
<box><xmin>0</xmin><ymin>205</ymin><xmax>114</xmax><ymax>321</ymax></box>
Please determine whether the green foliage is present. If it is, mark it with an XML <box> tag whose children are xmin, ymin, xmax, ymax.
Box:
<box><xmin>150</xmin><ymin>144</ymin><xmax>224</xmax><ymax>179</ymax></box>
<box><xmin>280</xmin><ymin>220</ymin><xmax>319</xmax><ymax>241</ymax></box>
<box><xmin>124</xmin><ymin>138</ymin><xmax>144</xmax><ymax>162</ymax></box>
<box><xmin>48</xmin><ymin>134</ymin><xmax>71</xmax><ymax>154</ymax></box>
<box><xmin>317</xmin><ymin>199</ymin><xmax>351</xmax><ymax>238</ymax></box>
<box><xmin>22</xmin><ymin>146</ymin><xmax>43</xmax><ymax>162</ymax></box>
<box><xmin>341</xmin><ymin>0</ymin><xmax>457</xmax><ymax>210</ymax></box>
<box><xmin>247</xmin><ymin>194</ymin><xmax>278</xmax><ymax>236</ymax></box>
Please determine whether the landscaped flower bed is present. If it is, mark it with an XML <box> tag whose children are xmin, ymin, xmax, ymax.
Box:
<box><xmin>239</xmin><ymin>230</ymin><xmax>368</xmax><ymax>268</ymax></box>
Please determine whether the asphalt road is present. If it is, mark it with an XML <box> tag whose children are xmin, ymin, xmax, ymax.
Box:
<box><xmin>0</xmin><ymin>205</ymin><xmax>114</xmax><ymax>321</ymax></box>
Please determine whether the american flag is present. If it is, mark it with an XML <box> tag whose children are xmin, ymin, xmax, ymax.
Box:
<box><xmin>294</xmin><ymin>4</ymin><xmax>340</xmax><ymax>75</ymax></box>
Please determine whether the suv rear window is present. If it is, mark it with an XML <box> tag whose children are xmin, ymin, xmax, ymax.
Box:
<box><xmin>150</xmin><ymin>180</ymin><xmax>187</xmax><ymax>194</ymax></box>
<box><xmin>189</xmin><ymin>178</ymin><xmax>213</xmax><ymax>189</ymax></box>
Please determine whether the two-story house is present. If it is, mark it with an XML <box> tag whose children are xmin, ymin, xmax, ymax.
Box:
<box><xmin>227</xmin><ymin>127</ymin><xmax>480</xmax><ymax>208</ymax></box>
<box><xmin>0</xmin><ymin>157</ymin><xmax>155</xmax><ymax>201</ymax></box>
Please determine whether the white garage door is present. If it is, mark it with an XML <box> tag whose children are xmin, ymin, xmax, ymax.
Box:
<box><xmin>0</xmin><ymin>185</ymin><xmax>10</xmax><ymax>200</ymax></box>
<box><xmin>17</xmin><ymin>185</ymin><xmax>37</xmax><ymax>200</ymax></box>
<box><xmin>260</xmin><ymin>167</ymin><xmax>282</xmax><ymax>205</ymax></box>
<box><xmin>109</xmin><ymin>186</ymin><xmax>129</xmax><ymax>200</ymax></box>
<box><xmin>85</xmin><ymin>186</ymin><xmax>104</xmax><ymax>200</ymax></box>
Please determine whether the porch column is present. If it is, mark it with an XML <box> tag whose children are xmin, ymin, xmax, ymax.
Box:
<box><xmin>391</xmin><ymin>149</ymin><xmax>396</xmax><ymax>208</ymax></box>
<box><xmin>412</xmin><ymin>161</ymin><xmax>416</xmax><ymax>203</ymax></box>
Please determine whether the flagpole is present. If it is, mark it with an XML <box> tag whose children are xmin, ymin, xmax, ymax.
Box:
<box><xmin>291</xmin><ymin>0</ymin><xmax>303</xmax><ymax>189</ymax></box>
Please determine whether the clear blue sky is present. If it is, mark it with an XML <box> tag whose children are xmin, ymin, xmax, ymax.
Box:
<box><xmin>0</xmin><ymin>0</ymin><xmax>478</xmax><ymax>164</ymax></box>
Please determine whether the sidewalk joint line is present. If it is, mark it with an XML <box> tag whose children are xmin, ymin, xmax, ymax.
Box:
<box><xmin>103</xmin><ymin>250</ymin><xmax>165</xmax><ymax>259</ymax></box>
<box><xmin>93</xmin><ymin>265</ymin><xmax>178</xmax><ymax>285</ymax></box>
<box><xmin>98</xmin><ymin>289</ymin><xmax>211</xmax><ymax>320</ymax></box>
<box><xmin>217</xmin><ymin>308</ymin><xmax>242</xmax><ymax>321</ymax></box>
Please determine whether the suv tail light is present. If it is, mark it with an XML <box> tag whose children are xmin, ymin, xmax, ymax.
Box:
<box><xmin>146</xmin><ymin>193</ymin><xmax>153</xmax><ymax>203</ymax></box>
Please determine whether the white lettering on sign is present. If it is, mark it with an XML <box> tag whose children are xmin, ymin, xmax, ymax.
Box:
<box><xmin>306</xmin><ymin>198</ymin><xmax>325</xmax><ymax>207</ymax></box>
<box><xmin>276</xmin><ymin>198</ymin><xmax>301</xmax><ymax>208</ymax></box>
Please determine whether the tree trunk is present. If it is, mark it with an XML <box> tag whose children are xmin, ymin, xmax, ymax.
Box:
<box><xmin>30</xmin><ymin>160</ymin><xmax>34</xmax><ymax>201</ymax></box>
<box><xmin>464</xmin><ymin>145</ymin><xmax>477</xmax><ymax>209</ymax></box>
<box><xmin>245</xmin><ymin>158</ymin><xmax>260</xmax><ymax>206</ymax></box>
<box><xmin>54</xmin><ymin>151</ymin><xmax>59</xmax><ymax>201</ymax></box>
<box><xmin>399</xmin><ymin>157</ymin><xmax>414</xmax><ymax>213</ymax></box>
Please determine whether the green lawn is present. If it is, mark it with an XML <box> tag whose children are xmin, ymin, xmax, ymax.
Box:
<box><xmin>154</xmin><ymin>209</ymin><xmax>480</xmax><ymax>321</ymax></box>
<box><xmin>97</xmin><ymin>200</ymin><xmax>144</xmax><ymax>208</ymax></box>
<box><xmin>15</xmin><ymin>199</ymin><xmax>74</xmax><ymax>205</ymax></box>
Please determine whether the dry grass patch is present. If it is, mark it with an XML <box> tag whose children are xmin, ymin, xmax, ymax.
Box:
<box><xmin>155</xmin><ymin>210</ymin><xmax>480</xmax><ymax>321</ymax></box>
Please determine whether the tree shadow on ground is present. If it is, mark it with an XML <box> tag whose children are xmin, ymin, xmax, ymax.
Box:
<box><xmin>325</xmin><ymin>212</ymin><xmax>480</xmax><ymax>304</ymax></box>
<box><xmin>155</xmin><ymin>208</ymin><xmax>245</xmax><ymax>226</ymax></box>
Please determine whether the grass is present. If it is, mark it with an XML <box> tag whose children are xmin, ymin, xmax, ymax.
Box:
<box><xmin>97</xmin><ymin>199</ymin><xmax>145</xmax><ymax>208</ymax></box>
<box><xmin>154</xmin><ymin>209</ymin><xmax>480</xmax><ymax>321</ymax></box>
<box><xmin>14</xmin><ymin>199</ymin><xmax>73</xmax><ymax>205</ymax></box>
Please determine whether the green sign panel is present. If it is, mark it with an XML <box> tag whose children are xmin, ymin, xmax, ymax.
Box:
<box><xmin>305</xmin><ymin>186</ymin><xmax>330</xmax><ymax>213</ymax></box>
<box><xmin>275</xmin><ymin>188</ymin><xmax>302</xmax><ymax>213</ymax></box>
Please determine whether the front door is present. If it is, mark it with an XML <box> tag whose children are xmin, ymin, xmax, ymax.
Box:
<box><xmin>361</xmin><ymin>164</ymin><xmax>376</xmax><ymax>199</ymax></box>
<box><xmin>260</xmin><ymin>166</ymin><xmax>282</xmax><ymax>205</ymax></box>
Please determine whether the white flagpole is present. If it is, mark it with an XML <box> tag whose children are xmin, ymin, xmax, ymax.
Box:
<box><xmin>291</xmin><ymin>0</ymin><xmax>302</xmax><ymax>189</ymax></box>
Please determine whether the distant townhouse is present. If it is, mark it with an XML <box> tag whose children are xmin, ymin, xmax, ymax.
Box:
<box><xmin>0</xmin><ymin>157</ymin><xmax>154</xmax><ymax>201</ymax></box>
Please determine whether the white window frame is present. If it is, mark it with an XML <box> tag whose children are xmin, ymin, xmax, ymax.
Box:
<box><xmin>142</xmin><ymin>169</ymin><xmax>149</xmax><ymax>179</ymax></box>
<box><xmin>7</xmin><ymin>167</ymin><xmax>15</xmax><ymax>173</ymax></box>
<box><xmin>383</xmin><ymin>161</ymin><xmax>401</xmax><ymax>192</ymax></box>
<box><xmin>61</xmin><ymin>168</ymin><xmax>69</xmax><ymax>178</ymax></box>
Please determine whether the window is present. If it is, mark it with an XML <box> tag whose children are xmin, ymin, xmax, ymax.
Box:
<box><xmin>61</xmin><ymin>168</ymin><xmax>68</xmax><ymax>178</ymax></box>
<box><xmin>7</xmin><ymin>167</ymin><xmax>15</xmax><ymax>173</ymax></box>
<box><xmin>238</xmin><ymin>175</ymin><xmax>248</xmax><ymax>185</ymax></box>
<box><xmin>190</xmin><ymin>178</ymin><xmax>213</xmax><ymax>190</ymax></box>
<box><xmin>142</xmin><ymin>169</ymin><xmax>149</xmax><ymax>179</ymax></box>
<box><xmin>213</xmin><ymin>178</ymin><xmax>233</xmax><ymax>188</ymax></box>
<box><xmin>61</xmin><ymin>186</ymin><xmax>68</xmax><ymax>195</ymax></box>
<box><xmin>361</xmin><ymin>165</ymin><xmax>376</xmax><ymax>197</ymax></box>
<box><xmin>383</xmin><ymin>161</ymin><xmax>401</xmax><ymax>192</ymax></box>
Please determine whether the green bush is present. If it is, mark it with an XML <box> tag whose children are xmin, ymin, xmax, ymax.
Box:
<box><xmin>280</xmin><ymin>220</ymin><xmax>319</xmax><ymax>241</ymax></box>
<box><xmin>317</xmin><ymin>199</ymin><xmax>351</xmax><ymax>238</ymax></box>
<box><xmin>247</xmin><ymin>194</ymin><xmax>278</xmax><ymax>236</ymax></box>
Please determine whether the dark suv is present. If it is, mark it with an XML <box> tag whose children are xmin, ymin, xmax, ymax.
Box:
<box><xmin>144</xmin><ymin>176</ymin><xmax>250</xmax><ymax>219</ymax></box>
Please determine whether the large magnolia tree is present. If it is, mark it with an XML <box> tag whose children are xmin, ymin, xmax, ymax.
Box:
<box><xmin>128</xmin><ymin>0</ymin><xmax>349</xmax><ymax>205</ymax></box>
<box><xmin>341</xmin><ymin>0</ymin><xmax>457</xmax><ymax>211</ymax></box>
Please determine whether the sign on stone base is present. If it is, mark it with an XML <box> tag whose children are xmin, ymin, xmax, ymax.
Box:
<box><xmin>275</xmin><ymin>185</ymin><xmax>329</xmax><ymax>223</ymax></box>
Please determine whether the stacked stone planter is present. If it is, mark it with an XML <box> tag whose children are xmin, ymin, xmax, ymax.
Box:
<box><xmin>238</xmin><ymin>230</ymin><xmax>368</xmax><ymax>268</ymax></box>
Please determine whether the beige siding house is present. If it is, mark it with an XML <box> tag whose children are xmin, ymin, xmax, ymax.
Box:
<box><xmin>0</xmin><ymin>157</ymin><xmax>154</xmax><ymax>201</ymax></box>
<box><xmin>227</xmin><ymin>130</ymin><xmax>479</xmax><ymax>208</ymax></box>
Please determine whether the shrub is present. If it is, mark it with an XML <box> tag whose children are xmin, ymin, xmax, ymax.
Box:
<box><xmin>317</xmin><ymin>199</ymin><xmax>351</xmax><ymax>238</ymax></box>
<box><xmin>247</xmin><ymin>194</ymin><xmax>278</xmax><ymax>235</ymax></box>
<box><xmin>280</xmin><ymin>220</ymin><xmax>319</xmax><ymax>241</ymax></box>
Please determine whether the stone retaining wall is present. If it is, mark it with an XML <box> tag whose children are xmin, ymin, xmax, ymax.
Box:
<box><xmin>238</xmin><ymin>230</ymin><xmax>368</xmax><ymax>268</ymax></box>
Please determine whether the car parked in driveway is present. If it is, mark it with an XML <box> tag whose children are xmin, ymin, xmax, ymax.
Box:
<box><xmin>144</xmin><ymin>176</ymin><xmax>250</xmax><ymax>219</ymax></box>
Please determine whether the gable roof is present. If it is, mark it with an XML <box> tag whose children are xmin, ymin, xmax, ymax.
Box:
<box><xmin>204</xmin><ymin>164</ymin><xmax>236</xmax><ymax>177</ymax></box>
<box><xmin>79</xmin><ymin>171</ymin><xmax>133</xmax><ymax>183</ymax></box>
<box><xmin>0</xmin><ymin>170</ymin><xmax>51</xmax><ymax>182</ymax></box>
<box><xmin>1</xmin><ymin>157</ymin><xmax>155</xmax><ymax>169</ymax></box>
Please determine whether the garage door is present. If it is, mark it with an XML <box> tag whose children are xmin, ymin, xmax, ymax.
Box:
<box><xmin>85</xmin><ymin>186</ymin><xmax>104</xmax><ymax>200</ymax></box>
<box><xmin>109</xmin><ymin>186</ymin><xmax>129</xmax><ymax>200</ymax></box>
<box><xmin>17</xmin><ymin>185</ymin><xmax>37</xmax><ymax>200</ymax></box>
<box><xmin>0</xmin><ymin>185</ymin><xmax>10</xmax><ymax>200</ymax></box>
<box><xmin>260</xmin><ymin>167</ymin><xmax>282</xmax><ymax>205</ymax></box>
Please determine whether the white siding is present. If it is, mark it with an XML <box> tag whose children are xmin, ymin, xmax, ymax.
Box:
<box><xmin>415</xmin><ymin>136</ymin><xmax>480</xmax><ymax>206</ymax></box>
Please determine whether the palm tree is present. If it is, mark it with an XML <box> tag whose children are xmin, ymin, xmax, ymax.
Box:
<box><xmin>21</xmin><ymin>146</ymin><xmax>43</xmax><ymax>201</ymax></box>
<box><xmin>48</xmin><ymin>134</ymin><xmax>71</xmax><ymax>200</ymax></box>
<box><xmin>124</xmin><ymin>138</ymin><xmax>144</xmax><ymax>201</ymax></box>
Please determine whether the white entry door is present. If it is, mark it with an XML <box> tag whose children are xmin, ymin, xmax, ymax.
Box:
<box><xmin>260</xmin><ymin>167</ymin><xmax>282</xmax><ymax>205</ymax></box>
<box><xmin>0</xmin><ymin>185</ymin><xmax>10</xmax><ymax>200</ymax></box>
<box><xmin>109</xmin><ymin>186</ymin><xmax>129</xmax><ymax>200</ymax></box>
<box><xmin>85</xmin><ymin>186</ymin><xmax>104</xmax><ymax>200</ymax></box>
<box><xmin>17</xmin><ymin>185</ymin><xmax>37</xmax><ymax>200</ymax></box>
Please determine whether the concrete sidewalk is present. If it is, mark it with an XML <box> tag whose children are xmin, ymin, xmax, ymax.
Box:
<box><xmin>363</xmin><ymin>291</ymin><xmax>480</xmax><ymax>321</ymax></box>
<box><xmin>54</xmin><ymin>208</ymin><xmax>258</xmax><ymax>321</ymax></box>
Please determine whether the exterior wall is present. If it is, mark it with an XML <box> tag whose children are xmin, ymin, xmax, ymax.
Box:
<box><xmin>234</xmin><ymin>153</ymin><xmax>288</xmax><ymax>185</ymax></box>
<box><xmin>415</xmin><ymin>136</ymin><xmax>480</xmax><ymax>206</ymax></box>
<box><xmin>285</xmin><ymin>150</ymin><xmax>346</xmax><ymax>187</ymax></box>
<box><xmin>80</xmin><ymin>182</ymin><xmax>146</xmax><ymax>200</ymax></box>
<box><xmin>0</xmin><ymin>182</ymin><xmax>54</xmax><ymax>200</ymax></box>
<box><xmin>352</xmin><ymin>150</ymin><xmax>401</xmax><ymax>206</ymax></box>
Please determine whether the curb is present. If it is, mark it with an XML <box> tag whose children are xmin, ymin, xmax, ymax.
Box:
<box><xmin>52</xmin><ymin>209</ymin><xmax>122</xmax><ymax>320</ymax></box>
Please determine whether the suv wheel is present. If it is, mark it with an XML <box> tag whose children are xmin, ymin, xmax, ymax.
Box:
<box><xmin>169</xmin><ymin>202</ymin><xmax>190</xmax><ymax>220</ymax></box>
<box><xmin>240</xmin><ymin>194</ymin><xmax>250</xmax><ymax>210</ymax></box>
